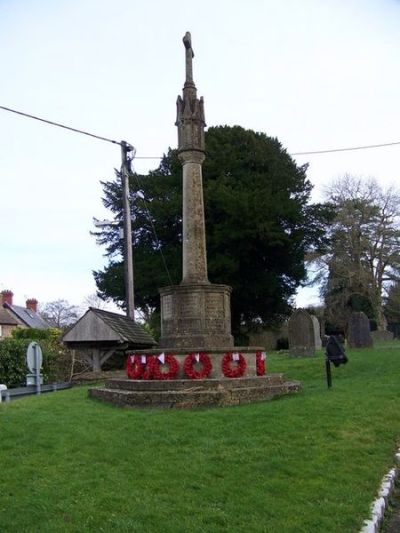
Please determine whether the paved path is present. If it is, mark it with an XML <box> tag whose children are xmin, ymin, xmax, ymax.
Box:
<box><xmin>381</xmin><ymin>482</ymin><xmax>400</xmax><ymax>532</ymax></box>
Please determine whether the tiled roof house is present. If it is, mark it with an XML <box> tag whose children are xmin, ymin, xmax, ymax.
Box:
<box><xmin>0</xmin><ymin>290</ymin><xmax>50</xmax><ymax>339</ymax></box>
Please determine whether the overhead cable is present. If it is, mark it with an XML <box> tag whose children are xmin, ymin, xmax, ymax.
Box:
<box><xmin>0</xmin><ymin>105</ymin><xmax>121</xmax><ymax>146</ymax></box>
<box><xmin>291</xmin><ymin>140</ymin><xmax>400</xmax><ymax>156</ymax></box>
<box><xmin>132</xmin><ymin>173</ymin><xmax>173</xmax><ymax>286</ymax></box>
<box><xmin>2</xmin><ymin>103</ymin><xmax>400</xmax><ymax>157</ymax></box>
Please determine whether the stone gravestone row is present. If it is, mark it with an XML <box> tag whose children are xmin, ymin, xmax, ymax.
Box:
<box><xmin>288</xmin><ymin>309</ymin><xmax>321</xmax><ymax>357</ymax></box>
<box><xmin>347</xmin><ymin>311</ymin><xmax>373</xmax><ymax>348</ymax></box>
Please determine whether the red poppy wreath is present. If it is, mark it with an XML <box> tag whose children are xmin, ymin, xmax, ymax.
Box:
<box><xmin>150</xmin><ymin>353</ymin><xmax>179</xmax><ymax>380</ymax></box>
<box><xmin>256</xmin><ymin>351</ymin><xmax>266</xmax><ymax>376</ymax></box>
<box><xmin>221</xmin><ymin>352</ymin><xmax>247</xmax><ymax>378</ymax></box>
<box><xmin>184</xmin><ymin>352</ymin><xmax>212</xmax><ymax>379</ymax></box>
<box><xmin>126</xmin><ymin>354</ymin><xmax>144</xmax><ymax>379</ymax></box>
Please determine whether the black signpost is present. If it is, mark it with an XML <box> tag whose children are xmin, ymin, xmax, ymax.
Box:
<box><xmin>325</xmin><ymin>335</ymin><xmax>348</xmax><ymax>388</ymax></box>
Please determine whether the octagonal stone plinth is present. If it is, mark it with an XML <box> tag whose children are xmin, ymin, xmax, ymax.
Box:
<box><xmin>90</xmin><ymin>375</ymin><xmax>301</xmax><ymax>409</ymax></box>
<box><xmin>89</xmin><ymin>348</ymin><xmax>302</xmax><ymax>408</ymax></box>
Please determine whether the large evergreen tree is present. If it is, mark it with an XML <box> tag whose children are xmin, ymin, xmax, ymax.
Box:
<box><xmin>93</xmin><ymin>126</ymin><xmax>329</xmax><ymax>338</ymax></box>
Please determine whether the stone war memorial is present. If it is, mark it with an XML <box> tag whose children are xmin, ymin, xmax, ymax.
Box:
<box><xmin>90</xmin><ymin>33</ymin><xmax>300</xmax><ymax>408</ymax></box>
<box><xmin>347</xmin><ymin>311</ymin><xmax>373</xmax><ymax>349</ymax></box>
<box><xmin>288</xmin><ymin>308</ymin><xmax>320</xmax><ymax>357</ymax></box>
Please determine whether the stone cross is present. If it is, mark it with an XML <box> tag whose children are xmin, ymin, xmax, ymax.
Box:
<box><xmin>175</xmin><ymin>31</ymin><xmax>208</xmax><ymax>284</ymax></box>
<box><xmin>183</xmin><ymin>31</ymin><xmax>194</xmax><ymax>84</ymax></box>
<box><xmin>158</xmin><ymin>31</ymin><xmax>234</xmax><ymax>349</ymax></box>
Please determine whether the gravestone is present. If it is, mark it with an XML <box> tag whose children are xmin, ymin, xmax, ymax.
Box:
<box><xmin>288</xmin><ymin>309</ymin><xmax>315</xmax><ymax>357</ymax></box>
<box><xmin>347</xmin><ymin>311</ymin><xmax>373</xmax><ymax>348</ymax></box>
<box><xmin>311</xmin><ymin>315</ymin><xmax>322</xmax><ymax>350</ymax></box>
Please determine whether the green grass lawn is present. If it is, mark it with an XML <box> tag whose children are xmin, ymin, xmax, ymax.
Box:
<box><xmin>1</xmin><ymin>343</ymin><xmax>399</xmax><ymax>532</ymax></box>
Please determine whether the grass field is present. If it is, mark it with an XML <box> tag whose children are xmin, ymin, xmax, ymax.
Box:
<box><xmin>1</xmin><ymin>343</ymin><xmax>399</xmax><ymax>532</ymax></box>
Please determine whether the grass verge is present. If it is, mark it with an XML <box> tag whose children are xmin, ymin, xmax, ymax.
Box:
<box><xmin>1</xmin><ymin>343</ymin><xmax>399</xmax><ymax>532</ymax></box>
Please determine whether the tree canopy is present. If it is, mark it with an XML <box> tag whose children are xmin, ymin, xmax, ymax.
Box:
<box><xmin>315</xmin><ymin>175</ymin><xmax>400</xmax><ymax>331</ymax></box>
<box><xmin>93</xmin><ymin>125</ymin><xmax>330</xmax><ymax>338</ymax></box>
<box><xmin>384</xmin><ymin>281</ymin><xmax>400</xmax><ymax>324</ymax></box>
<box><xmin>40</xmin><ymin>299</ymin><xmax>80</xmax><ymax>329</ymax></box>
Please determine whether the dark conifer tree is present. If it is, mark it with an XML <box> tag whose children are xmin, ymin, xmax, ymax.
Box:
<box><xmin>93</xmin><ymin>126</ymin><xmax>330</xmax><ymax>339</ymax></box>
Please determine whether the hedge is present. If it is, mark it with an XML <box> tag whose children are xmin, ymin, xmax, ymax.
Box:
<box><xmin>0</xmin><ymin>329</ymin><xmax>62</xmax><ymax>387</ymax></box>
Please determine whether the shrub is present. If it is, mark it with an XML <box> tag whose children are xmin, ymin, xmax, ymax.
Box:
<box><xmin>12</xmin><ymin>327</ymin><xmax>61</xmax><ymax>341</ymax></box>
<box><xmin>0</xmin><ymin>335</ymin><xmax>60</xmax><ymax>388</ymax></box>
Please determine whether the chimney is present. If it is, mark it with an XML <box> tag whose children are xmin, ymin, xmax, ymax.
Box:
<box><xmin>26</xmin><ymin>298</ymin><xmax>38</xmax><ymax>313</ymax></box>
<box><xmin>2</xmin><ymin>290</ymin><xmax>14</xmax><ymax>306</ymax></box>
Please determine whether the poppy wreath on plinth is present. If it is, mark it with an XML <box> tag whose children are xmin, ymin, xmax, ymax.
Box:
<box><xmin>256</xmin><ymin>351</ymin><xmax>267</xmax><ymax>376</ymax></box>
<box><xmin>126</xmin><ymin>354</ymin><xmax>145</xmax><ymax>379</ymax></box>
<box><xmin>150</xmin><ymin>353</ymin><xmax>179</xmax><ymax>380</ymax></box>
<box><xmin>221</xmin><ymin>352</ymin><xmax>247</xmax><ymax>378</ymax></box>
<box><xmin>184</xmin><ymin>352</ymin><xmax>213</xmax><ymax>379</ymax></box>
<box><xmin>142</xmin><ymin>355</ymin><xmax>155</xmax><ymax>380</ymax></box>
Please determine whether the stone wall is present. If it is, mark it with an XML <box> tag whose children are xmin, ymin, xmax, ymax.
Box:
<box><xmin>371</xmin><ymin>330</ymin><xmax>394</xmax><ymax>342</ymax></box>
<box><xmin>248</xmin><ymin>324</ymin><xmax>288</xmax><ymax>351</ymax></box>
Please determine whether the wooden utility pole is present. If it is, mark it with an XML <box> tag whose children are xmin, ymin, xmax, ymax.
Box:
<box><xmin>121</xmin><ymin>141</ymin><xmax>135</xmax><ymax>320</ymax></box>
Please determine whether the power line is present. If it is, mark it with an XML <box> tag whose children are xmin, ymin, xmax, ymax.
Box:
<box><xmin>2</xmin><ymin>103</ymin><xmax>400</xmax><ymax>157</ymax></box>
<box><xmin>291</xmin><ymin>140</ymin><xmax>400</xmax><ymax>156</ymax></box>
<box><xmin>0</xmin><ymin>104</ymin><xmax>174</xmax><ymax>292</ymax></box>
<box><xmin>0</xmin><ymin>105</ymin><xmax>121</xmax><ymax>146</ymax></box>
<box><xmin>132</xmin><ymin>173</ymin><xmax>173</xmax><ymax>286</ymax></box>
<box><xmin>135</xmin><ymin>140</ymin><xmax>400</xmax><ymax>159</ymax></box>
<box><xmin>135</xmin><ymin>156</ymin><xmax>163</xmax><ymax>159</ymax></box>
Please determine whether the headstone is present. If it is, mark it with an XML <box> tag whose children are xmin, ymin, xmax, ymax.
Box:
<box><xmin>371</xmin><ymin>330</ymin><xmax>394</xmax><ymax>342</ymax></box>
<box><xmin>311</xmin><ymin>315</ymin><xmax>322</xmax><ymax>350</ymax></box>
<box><xmin>288</xmin><ymin>309</ymin><xmax>315</xmax><ymax>357</ymax></box>
<box><xmin>347</xmin><ymin>311</ymin><xmax>373</xmax><ymax>348</ymax></box>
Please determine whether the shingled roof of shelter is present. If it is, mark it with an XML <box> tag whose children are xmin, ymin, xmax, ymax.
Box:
<box><xmin>3</xmin><ymin>303</ymin><xmax>50</xmax><ymax>329</ymax></box>
<box><xmin>89</xmin><ymin>307</ymin><xmax>156</xmax><ymax>345</ymax></box>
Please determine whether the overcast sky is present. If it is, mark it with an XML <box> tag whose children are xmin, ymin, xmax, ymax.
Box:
<box><xmin>1</xmin><ymin>0</ymin><xmax>400</xmax><ymax>313</ymax></box>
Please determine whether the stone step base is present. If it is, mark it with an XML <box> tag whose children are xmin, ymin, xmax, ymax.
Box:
<box><xmin>105</xmin><ymin>374</ymin><xmax>285</xmax><ymax>391</ymax></box>
<box><xmin>89</xmin><ymin>375</ymin><xmax>301</xmax><ymax>409</ymax></box>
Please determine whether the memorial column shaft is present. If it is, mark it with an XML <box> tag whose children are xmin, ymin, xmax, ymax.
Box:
<box><xmin>158</xmin><ymin>31</ymin><xmax>233</xmax><ymax>349</ymax></box>
<box><xmin>181</xmin><ymin>151</ymin><xmax>208</xmax><ymax>284</ymax></box>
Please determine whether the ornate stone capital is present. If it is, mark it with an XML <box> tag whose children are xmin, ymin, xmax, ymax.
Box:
<box><xmin>176</xmin><ymin>32</ymin><xmax>206</xmax><ymax>153</ymax></box>
<box><xmin>178</xmin><ymin>150</ymin><xmax>205</xmax><ymax>165</ymax></box>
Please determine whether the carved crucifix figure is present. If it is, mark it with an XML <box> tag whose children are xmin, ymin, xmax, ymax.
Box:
<box><xmin>183</xmin><ymin>31</ymin><xmax>194</xmax><ymax>84</ymax></box>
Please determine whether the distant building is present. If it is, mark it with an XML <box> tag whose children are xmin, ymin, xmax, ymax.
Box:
<box><xmin>0</xmin><ymin>290</ymin><xmax>50</xmax><ymax>339</ymax></box>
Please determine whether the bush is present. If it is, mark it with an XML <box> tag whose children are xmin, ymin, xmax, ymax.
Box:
<box><xmin>0</xmin><ymin>329</ymin><xmax>64</xmax><ymax>387</ymax></box>
<box><xmin>11</xmin><ymin>327</ymin><xmax>61</xmax><ymax>341</ymax></box>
